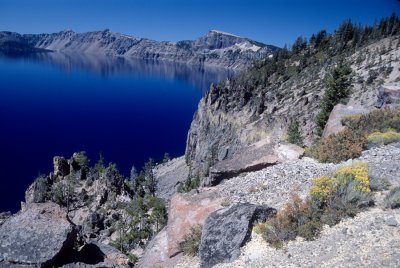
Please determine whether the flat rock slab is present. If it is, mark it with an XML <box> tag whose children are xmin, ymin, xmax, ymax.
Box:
<box><xmin>208</xmin><ymin>140</ymin><xmax>303</xmax><ymax>186</ymax></box>
<box><xmin>0</xmin><ymin>202</ymin><xmax>76</xmax><ymax>267</ymax></box>
<box><xmin>322</xmin><ymin>103</ymin><xmax>370</xmax><ymax>138</ymax></box>
<box><xmin>199</xmin><ymin>203</ymin><xmax>276</xmax><ymax>268</ymax></box>
<box><xmin>154</xmin><ymin>156</ymin><xmax>190</xmax><ymax>200</ymax></box>
<box><xmin>167</xmin><ymin>190</ymin><xmax>223</xmax><ymax>257</ymax></box>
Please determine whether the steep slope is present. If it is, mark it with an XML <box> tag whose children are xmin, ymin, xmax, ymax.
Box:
<box><xmin>185</xmin><ymin>17</ymin><xmax>400</xmax><ymax>178</ymax></box>
<box><xmin>5</xmin><ymin>29</ymin><xmax>278</xmax><ymax>69</ymax></box>
<box><xmin>0</xmin><ymin>31</ymin><xmax>48</xmax><ymax>55</ymax></box>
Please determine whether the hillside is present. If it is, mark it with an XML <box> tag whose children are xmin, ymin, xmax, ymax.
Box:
<box><xmin>186</xmin><ymin>15</ymin><xmax>400</xmax><ymax>180</ymax></box>
<box><xmin>0</xmin><ymin>31</ymin><xmax>48</xmax><ymax>55</ymax></box>
<box><xmin>0</xmin><ymin>29</ymin><xmax>278</xmax><ymax>69</ymax></box>
<box><xmin>1</xmin><ymin>15</ymin><xmax>400</xmax><ymax>268</ymax></box>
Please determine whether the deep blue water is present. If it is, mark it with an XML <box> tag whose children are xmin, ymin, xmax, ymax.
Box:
<box><xmin>0</xmin><ymin>53</ymin><xmax>233</xmax><ymax>212</ymax></box>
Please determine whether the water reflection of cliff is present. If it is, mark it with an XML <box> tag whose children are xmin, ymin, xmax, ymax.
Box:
<box><xmin>27</xmin><ymin>52</ymin><xmax>237</xmax><ymax>91</ymax></box>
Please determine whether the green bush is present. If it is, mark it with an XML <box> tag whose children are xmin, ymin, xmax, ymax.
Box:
<box><xmin>315</xmin><ymin>128</ymin><xmax>365</xmax><ymax>163</ymax></box>
<box><xmin>384</xmin><ymin>187</ymin><xmax>400</xmax><ymax>209</ymax></box>
<box><xmin>179</xmin><ymin>225</ymin><xmax>203</xmax><ymax>256</ymax></box>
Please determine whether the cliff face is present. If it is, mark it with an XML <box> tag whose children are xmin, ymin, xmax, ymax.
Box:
<box><xmin>0</xmin><ymin>31</ymin><xmax>47</xmax><ymax>55</ymax></box>
<box><xmin>185</xmin><ymin>35</ymin><xmax>400</xmax><ymax>177</ymax></box>
<box><xmin>1</xmin><ymin>29</ymin><xmax>277</xmax><ymax>69</ymax></box>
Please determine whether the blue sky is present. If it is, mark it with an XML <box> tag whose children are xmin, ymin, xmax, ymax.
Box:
<box><xmin>0</xmin><ymin>0</ymin><xmax>398</xmax><ymax>47</ymax></box>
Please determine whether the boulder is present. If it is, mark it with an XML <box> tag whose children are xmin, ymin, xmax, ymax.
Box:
<box><xmin>92</xmin><ymin>243</ymin><xmax>130</xmax><ymax>267</ymax></box>
<box><xmin>25</xmin><ymin>176</ymin><xmax>51</xmax><ymax>204</ymax></box>
<box><xmin>0</xmin><ymin>202</ymin><xmax>77</xmax><ymax>266</ymax></box>
<box><xmin>167</xmin><ymin>189</ymin><xmax>223</xmax><ymax>257</ymax></box>
<box><xmin>208</xmin><ymin>140</ymin><xmax>303</xmax><ymax>186</ymax></box>
<box><xmin>375</xmin><ymin>83</ymin><xmax>400</xmax><ymax>109</ymax></box>
<box><xmin>0</xmin><ymin>211</ymin><xmax>11</xmax><ymax>227</ymax></box>
<box><xmin>199</xmin><ymin>203</ymin><xmax>276</xmax><ymax>268</ymax></box>
<box><xmin>139</xmin><ymin>228</ymin><xmax>182</xmax><ymax>268</ymax></box>
<box><xmin>53</xmin><ymin>156</ymin><xmax>70</xmax><ymax>177</ymax></box>
<box><xmin>322</xmin><ymin>104</ymin><xmax>370</xmax><ymax>138</ymax></box>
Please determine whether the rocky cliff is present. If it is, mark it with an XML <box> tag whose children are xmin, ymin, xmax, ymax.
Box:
<box><xmin>185</xmin><ymin>21</ymin><xmax>400</xmax><ymax>179</ymax></box>
<box><xmin>0</xmin><ymin>29</ymin><xmax>278</xmax><ymax>69</ymax></box>
<box><xmin>0</xmin><ymin>31</ymin><xmax>47</xmax><ymax>55</ymax></box>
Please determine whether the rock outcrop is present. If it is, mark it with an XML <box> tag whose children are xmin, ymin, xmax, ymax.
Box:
<box><xmin>0</xmin><ymin>202</ymin><xmax>77</xmax><ymax>267</ymax></box>
<box><xmin>199</xmin><ymin>203</ymin><xmax>276</xmax><ymax>268</ymax></box>
<box><xmin>207</xmin><ymin>140</ymin><xmax>304</xmax><ymax>186</ymax></box>
<box><xmin>154</xmin><ymin>156</ymin><xmax>190</xmax><ymax>200</ymax></box>
<box><xmin>0</xmin><ymin>29</ymin><xmax>278</xmax><ymax>69</ymax></box>
<box><xmin>167</xmin><ymin>190</ymin><xmax>223</xmax><ymax>257</ymax></box>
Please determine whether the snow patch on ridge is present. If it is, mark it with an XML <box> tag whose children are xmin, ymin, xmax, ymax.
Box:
<box><xmin>210</xmin><ymin>29</ymin><xmax>241</xmax><ymax>38</ymax></box>
<box><xmin>235</xmin><ymin>42</ymin><xmax>261</xmax><ymax>52</ymax></box>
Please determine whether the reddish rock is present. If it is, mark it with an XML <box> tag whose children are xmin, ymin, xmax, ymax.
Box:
<box><xmin>139</xmin><ymin>228</ymin><xmax>183</xmax><ymax>268</ymax></box>
<box><xmin>167</xmin><ymin>189</ymin><xmax>223</xmax><ymax>257</ymax></box>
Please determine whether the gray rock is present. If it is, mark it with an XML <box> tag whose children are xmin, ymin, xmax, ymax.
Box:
<box><xmin>154</xmin><ymin>156</ymin><xmax>190</xmax><ymax>200</ymax></box>
<box><xmin>375</xmin><ymin>83</ymin><xmax>400</xmax><ymax>109</ymax></box>
<box><xmin>386</xmin><ymin>216</ymin><xmax>398</xmax><ymax>227</ymax></box>
<box><xmin>0</xmin><ymin>212</ymin><xmax>11</xmax><ymax>227</ymax></box>
<box><xmin>208</xmin><ymin>141</ymin><xmax>304</xmax><ymax>186</ymax></box>
<box><xmin>53</xmin><ymin>156</ymin><xmax>70</xmax><ymax>177</ymax></box>
<box><xmin>0</xmin><ymin>202</ymin><xmax>77</xmax><ymax>266</ymax></box>
<box><xmin>199</xmin><ymin>203</ymin><xmax>276</xmax><ymax>268</ymax></box>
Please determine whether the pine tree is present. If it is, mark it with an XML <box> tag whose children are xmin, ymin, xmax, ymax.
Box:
<box><xmin>316</xmin><ymin>61</ymin><xmax>353</xmax><ymax>136</ymax></box>
<box><xmin>144</xmin><ymin>158</ymin><xmax>157</xmax><ymax>196</ymax></box>
<box><xmin>287</xmin><ymin>120</ymin><xmax>304</xmax><ymax>146</ymax></box>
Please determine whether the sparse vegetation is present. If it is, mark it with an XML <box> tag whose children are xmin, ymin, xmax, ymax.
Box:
<box><xmin>384</xmin><ymin>187</ymin><xmax>400</xmax><ymax>209</ymax></box>
<box><xmin>367</xmin><ymin>130</ymin><xmax>400</xmax><ymax>146</ymax></box>
<box><xmin>177</xmin><ymin>174</ymin><xmax>201</xmax><ymax>193</ymax></box>
<box><xmin>258</xmin><ymin>162</ymin><xmax>374</xmax><ymax>248</ymax></box>
<box><xmin>369</xmin><ymin>176</ymin><xmax>391</xmax><ymax>191</ymax></box>
<box><xmin>311</xmin><ymin>108</ymin><xmax>400</xmax><ymax>163</ymax></box>
<box><xmin>179</xmin><ymin>225</ymin><xmax>203</xmax><ymax>256</ymax></box>
<box><xmin>73</xmin><ymin>151</ymin><xmax>89</xmax><ymax>168</ymax></box>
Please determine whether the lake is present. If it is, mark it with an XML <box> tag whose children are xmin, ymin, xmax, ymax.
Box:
<box><xmin>0</xmin><ymin>52</ymin><xmax>233</xmax><ymax>212</ymax></box>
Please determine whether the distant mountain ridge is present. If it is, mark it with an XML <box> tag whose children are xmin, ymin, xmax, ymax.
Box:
<box><xmin>0</xmin><ymin>29</ymin><xmax>278</xmax><ymax>69</ymax></box>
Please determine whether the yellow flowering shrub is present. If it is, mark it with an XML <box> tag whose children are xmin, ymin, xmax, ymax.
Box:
<box><xmin>310</xmin><ymin>176</ymin><xmax>335</xmax><ymax>202</ymax></box>
<box><xmin>367</xmin><ymin>130</ymin><xmax>400</xmax><ymax>145</ymax></box>
<box><xmin>310</xmin><ymin>162</ymin><xmax>371</xmax><ymax>203</ymax></box>
<box><xmin>334</xmin><ymin>162</ymin><xmax>370</xmax><ymax>193</ymax></box>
